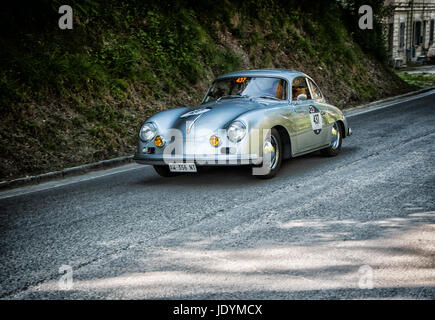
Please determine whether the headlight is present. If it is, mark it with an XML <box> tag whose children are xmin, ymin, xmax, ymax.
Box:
<box><xmin>139</xmin><ymin>122</ymin><xmax>156</xmax><ymax>142</ymax></box>
<box><xmin>227</xmin><ymin>121</ymin><xmax>246</xmax><ymax>142</ymax></box>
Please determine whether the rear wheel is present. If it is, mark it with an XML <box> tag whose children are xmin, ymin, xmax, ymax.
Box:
<box><xmin>321</xmin><ymin>121</ymin><xmax>342</xmax><ymax>157</ymax></box>
<box><xmin>254</xmin><ymin>128</ymin><xmax>282</xmax><ymax>179</ymax></box>
<box><xmin>153</xmin><ymin>165</ymin><xmax>176</xmax><ymax>177</ymax></box>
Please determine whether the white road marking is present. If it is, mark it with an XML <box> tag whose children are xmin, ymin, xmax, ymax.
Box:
<box><xmin>345</xmin><ymin>89</ymin><xmax>435</xmax><ymax>118</ymax></box>
<box><xmin>0</xmin><ymin>164</ymin><xmax>146</xmax><ymax>200</ymax></box>
<box><xmin>1</xmin><ymin>89</ymin><xmax>434</xmax><ymax>200</ymax></box>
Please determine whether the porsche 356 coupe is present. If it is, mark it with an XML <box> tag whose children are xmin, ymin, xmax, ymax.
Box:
<box><xmin>134</xmin><ymin>69</ymin><xmax>352</xmax><ymax>178</ymax></box>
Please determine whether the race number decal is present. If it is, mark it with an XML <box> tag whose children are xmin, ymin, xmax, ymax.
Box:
<box><xmin>309</xmin><ymin>106</ymin><xmax>322</xmax><ymax>135</ymax></box>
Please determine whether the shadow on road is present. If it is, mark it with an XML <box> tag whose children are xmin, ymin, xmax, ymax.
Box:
<box><xmin>12</xmin><ymin>208</ymin><xmax>433</xmax><ymax>299</ymax></box>
<box><xmin>2</xmin><ymin>140</ymin><xmax>433</xmax><ymax>299</ymax></box>
<box><xmin>133</xmin><ymin>146</ymin><xmax>362</xmax><ymax>188</ymax></box>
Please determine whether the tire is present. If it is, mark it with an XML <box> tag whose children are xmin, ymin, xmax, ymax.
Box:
<box><xmin>321</xmin><ymin>121</ymin><xmax>342</xmax><ymax>157</ymax></box>
<box><xmin>153</xmin><ymin>165</ymin><xmax>176</xmax><ymax>177</ymax></box>
<box><xmin>254</xmin><ymin>128</ymin><xmax>282</xmax><ymax>179</ymax></box>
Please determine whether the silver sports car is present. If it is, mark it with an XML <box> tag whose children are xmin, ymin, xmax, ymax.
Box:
<box><xmin>134</xmin><ymin>69</ymin><xmax>352</xmax><ymax>178</ymax></box>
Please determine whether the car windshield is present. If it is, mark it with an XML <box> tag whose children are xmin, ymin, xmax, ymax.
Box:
<box><xmin>203</xmin><ymin>77</ymin><xmax>287</xmax><ymax>103</ymax></box>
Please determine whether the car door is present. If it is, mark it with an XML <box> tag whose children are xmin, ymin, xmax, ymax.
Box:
<box><xmin>307</xmin><ymin>78</ymin><xmax>330</xmax><ymax>148</ymax></box>
<box><xmin>290</xmin><ymin>77</ymin><xmax>324</xmax><ymax>153</ymax></box>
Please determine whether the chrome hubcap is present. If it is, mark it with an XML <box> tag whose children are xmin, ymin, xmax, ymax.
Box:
<box><xmin>331</xmin><ymin>123</ymin><xmax>340</xmax><ymax>150</ymax></box>
<box><xmin>264</xmin><ymin>135</ymin><xmax>279</xmax><ymax>169</ymax></box>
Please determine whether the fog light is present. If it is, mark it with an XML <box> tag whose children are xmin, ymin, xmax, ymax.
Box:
<box><xmin>142</xmin><ymin>147</ymin><xmax>155</xmax><ymax>154</ymax></box>
<box><xmin>209</xmin><ymin>135</ymin><xmax>220</xmax><ymax>147</ymax></box>
<box><xmin>154</xmin><ymin>136</ymin><xmax>164</xmax><ymax>147</ymax></box>
<box><xmin>221</xmin><ymin>147</ymin><xmax>236</xmax><ymax>154</ymax></box>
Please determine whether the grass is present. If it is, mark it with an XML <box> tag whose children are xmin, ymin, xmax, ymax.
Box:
<box><xmin>395</xmin><ymin>71</ymin><xmax>435</xmax><ymax>88</ymax></box>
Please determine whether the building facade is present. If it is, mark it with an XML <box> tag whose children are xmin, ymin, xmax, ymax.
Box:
<box><xmin>385</xmin><ymin>0</ymin><xmax>435</xmax><ymax>67</ymax></box>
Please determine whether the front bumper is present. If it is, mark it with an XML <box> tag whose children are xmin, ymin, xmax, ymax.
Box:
<box><xmin>340</xmin><ymin>115</ymin><xmax>352</xmax><ymax>138</ymax></box>
<box><xmin>133</xmin><ymin>153</ymin><xmax>261</xmax><ymax>166</ymax></box>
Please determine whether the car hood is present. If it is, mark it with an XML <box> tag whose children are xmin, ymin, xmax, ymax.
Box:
<box><xmin>169</xmin><ymin>98</ymin><xmax>266</xmax><ymax>136</ymax></box>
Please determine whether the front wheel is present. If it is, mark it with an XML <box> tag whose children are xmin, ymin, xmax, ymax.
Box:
<box><xmin>254</xmin><ymin>128</ymin><xmax>282</xmax><ymax>179</ymax></box>
<box><xmin>321</xmin><ymin>121</ymin><xmax>342</xmax><ymax>157</ymax></box>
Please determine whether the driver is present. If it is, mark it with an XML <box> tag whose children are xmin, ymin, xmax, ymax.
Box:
<box><xmin>265</xmin><ymin>79</ymin><xmax>284</xmax><ymax>100</ymax></box>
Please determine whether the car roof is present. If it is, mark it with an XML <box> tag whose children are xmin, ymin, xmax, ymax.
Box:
<box><xmin>216</xmin><ymin>69</ymin><xmax>308</xmax><ymax>81</ymax></box>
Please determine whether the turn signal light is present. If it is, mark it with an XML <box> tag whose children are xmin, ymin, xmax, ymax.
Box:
<box><xmin>209</xmin><ymin>135</ymin><xmax>219</xmax><ymax>147</ymax></box>
<box><xmin>154</xmin><ymin>136</ymin><xmax>164</xmax><ymax>147</ymax></box>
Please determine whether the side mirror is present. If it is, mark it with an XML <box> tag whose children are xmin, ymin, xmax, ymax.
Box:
<box><xmin>297</xmin><ymin>94</ymin><xmax>307</xmax><ymax>101</ymax></box>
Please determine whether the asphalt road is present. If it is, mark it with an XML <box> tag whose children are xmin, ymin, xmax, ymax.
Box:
<box><xmin>1</xmin><ymin>91</ymin><xmax>434</xmax><ymax>299</ymax></box>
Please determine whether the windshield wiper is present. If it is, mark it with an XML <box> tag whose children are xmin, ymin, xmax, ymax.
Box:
<box><xmin>254</xmin><ymin>95</ymin><xmax>281</xmax><ymax>101</ymax></box>
<box><xmin>216</xmin><ymin>94</ymin><xmax>249</xmax><ymax>101</ymax></box>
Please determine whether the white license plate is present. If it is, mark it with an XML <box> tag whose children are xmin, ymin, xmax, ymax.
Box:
<box><xmin>168</xmin><ymin>163</ymin><xmax>197</xmax><ymax>172</ymax></box>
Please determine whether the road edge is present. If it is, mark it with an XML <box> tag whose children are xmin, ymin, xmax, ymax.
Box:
<box><xmin>343</xmin><ymin>86</ymin><xmax>435</xmax><ymax>115</ymax></box>
<box><xmin>1</xmin><ymin>86</ymin><xmax>434</xmax><ymax>191</ymax></box>
<box><xmin>0</xmin><ymin>155</ymin><xmax>134</xmax><ymax>191</ymax></box>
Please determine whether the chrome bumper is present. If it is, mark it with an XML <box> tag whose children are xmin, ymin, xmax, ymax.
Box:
<box><xmin>133</xmin><ymin>153</ymin><xmax>261</xmax><ymax>166</ymax></box>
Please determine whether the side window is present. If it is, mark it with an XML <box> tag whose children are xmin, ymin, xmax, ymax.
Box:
<box><xmin>430</xmin><ymin>20</ymin><xmax>434</xmax><ymax>43</ymax></box>
<box><xmin>399</xmin><ymin>22</ymin><xmax>405</xmax><ymax>48</ymax></box>
<box><xmin>292</xmin><ymin>77</ymin><xmax>311</xmax><ymax>101</ymax></box>
<box><xmin>308</xmin><ymin>79</ymin><xmax>323</xmax><ymax>101</ymax></box>
<box><xmin>274</xmin><ymin>79</ymin><xmax>288</xmax><ymax>100</ymax></box>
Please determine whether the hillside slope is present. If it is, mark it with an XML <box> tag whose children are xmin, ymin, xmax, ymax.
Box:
<box><xmin>0</xmin><ymin>0</ymin><xmax>413</xmax><ymax>181</ymax></box>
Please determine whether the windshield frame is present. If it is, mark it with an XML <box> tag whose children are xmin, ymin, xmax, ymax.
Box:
<box><xmin>202</xmin><ymin>76</ymin><xmax>290</xmax><ymax>104</ymax></box>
